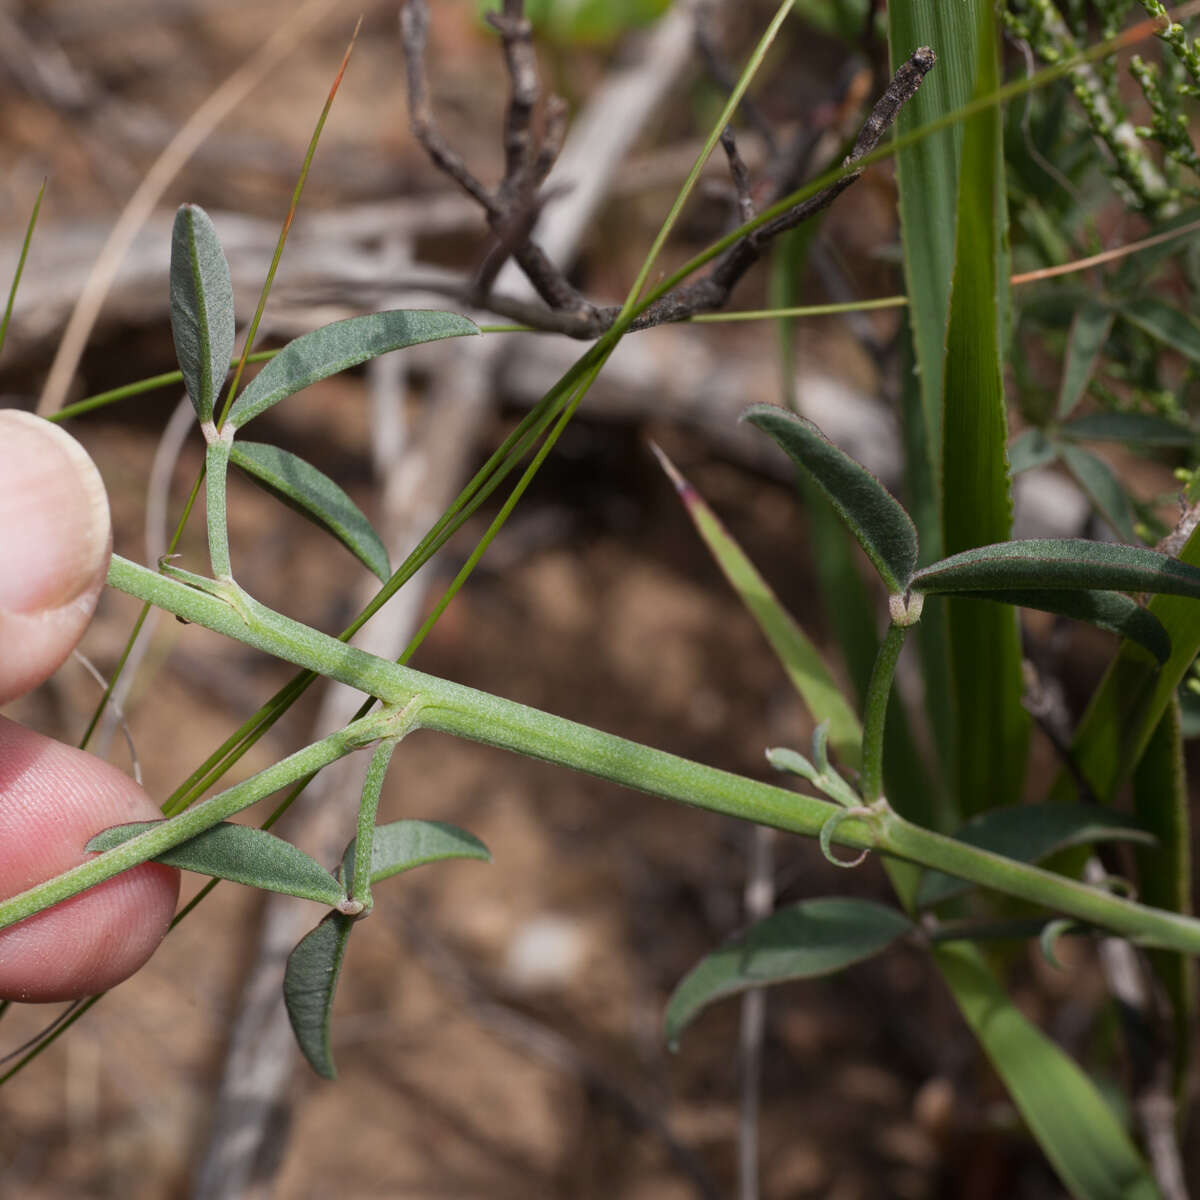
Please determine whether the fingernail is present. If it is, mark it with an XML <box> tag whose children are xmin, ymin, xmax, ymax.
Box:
<box><xmin>0</xmin><ymin>411</ymin><xmax>111</xmax><ymax>613</ymax></box>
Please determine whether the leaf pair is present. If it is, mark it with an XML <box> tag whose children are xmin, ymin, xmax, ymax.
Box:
<box><xmin>745</xmin><ymin>403</ymin><xmax>1200</xmax><ymax>664</ymax></box>
<box><xmin>168</xmin><ymin>204</ymin><xmax>478</xmax><ymax>580</ymax></box>
<box><xmin>91</xmin><ymin>815</ymin><xmax>490</xmax><ymax>1080</ymax></box>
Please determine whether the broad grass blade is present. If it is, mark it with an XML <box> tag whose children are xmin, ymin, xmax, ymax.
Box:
<box><xmin>1132</xmin><ymin>700</ymin><xmax>1195</xmax><ymax>1094</ymax></box>
<box><xmin>938</xmin><ymin>0</ymin><xmax>1026</xmax><ymax>816</ymax></box>
<box><xmin>935</xmin><ymin>943</ymin><xmax>1161</xmax><ymax>1200</ymax></box>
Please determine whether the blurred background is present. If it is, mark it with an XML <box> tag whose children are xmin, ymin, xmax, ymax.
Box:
<box><xmin>0</xmin><ymin>1</ymin><xmax>1175</xmax><ymax>1196</ymax></box>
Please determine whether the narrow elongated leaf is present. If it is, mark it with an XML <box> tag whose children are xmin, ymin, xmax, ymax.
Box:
<box><xmin>340</xmin><ymin>820</ymin><xmax>490</xmax><ymax>892</ymax></box>
<box><xmin>1008</xmin><ymin>429</ymin><xmax>1059</xmax><ymax>475</ymax></box>
<box><xmin>0</xmin><ymin>181</ymin><xmax>43</xmax><ymax>359</ymax></box>
<box><xmin>1059</xmin><ymin>445</ymin><xmax>1138</xmax><ymax>543</ymax></box>
<box><xmin>965</xmin><ymin>589</ymin><xmax>1169</xmax><ymax>664</ymax></box>
<box><xmin>88</xmin><ymin>820</ymin><xmax>345</xmax><ymax>906</ymax></box>
<box><xmin>1133</xmin><ymin>701</ymin><xmax>1194</xmax><ymax>1092</ymax></box>
<box><xmin>939</xmin><ymin>0</ymin><xmax>1026</xmax><ymax>817</ymax></box>
<box><xmin>1047</xmin><ymin>517</ymin><xmax>1200</xmax><ymax>804</ymax></box>
<box><xmin>227</xmin><ymin>310</ymin><xmax>478</xmax><ymax>429</ymax></box>
<box><xmin>913</xmin><ymin>537</ymin><xmax>1200</xmax><ymax>600</ymax></box>
<box><xmin>1056</xmin><ymin>302</ymin><xmax>1113</xmax><ymax>419</ymax></box>
<box><xmin>741</xmin><ymin>404</ymin><xmax>918</xmax><ymax>591</ymax></box>
<box><xmin>935</xmin><ymin>944</ymin><xmax>1160</xmax><ymax>1200</ymax></box>
<box><xmin>230</xmin><ymin>441</ymin><xmax>390</xmax><ymax>581</ymax></box>
<box><xmin>1119</xmin><ymin>297</ymin><xmax>1200</xmax><ymax>365</ymax></box>
<box><xmin>665</xmin><ymin>899</ymin><xmax>913</xmax><ymax>1050</ymax></box>
<box><xmin>650</xmin><ymin>443</ymin><xmax>862</xmax><ymax>767</ymax></box>
<box><xmin>1061</xmin><ymin>411</ymin><xmax>1194</xmax><ymax>447</ymax></box>
<box><xmin>169</xmin><ymin>205</ymin><xmax>235</xmax><ymax>423</ymax></box>
<box><xmin>889</xmin><ymin>1</ymin><xmax>971</xmax><ymax>456</ymax></box>
<box><xmin>284</xmin><ymin>912</ymin><xmax>354</xmax><ymax>1080</ymax></box>
<box><xmin>917</xmin><ymin>804</ymin><xmax>1155</xmax><ymax>908</ymax></box>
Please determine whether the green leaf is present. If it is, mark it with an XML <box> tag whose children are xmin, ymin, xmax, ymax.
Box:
<box><xmin>1047</xmin><ymin>520</ymin><xmax>1200</xmax><ymax>805</ymax></box>
<box><xmin>1132</xmin><ymin>701</ymin><xmax>1194</xmax><ymax>1093</ymax></box>
<box><xmin>340</xmin><ymin>820</ymin><xmax>490</xmax><ymax>893</ymax></box>
<box><xmin>1059</xmin><ymin>444</ymin><xmax>1138</xmax><ymax>543</ymax></box>
<box><xmin>935</xmin><ymin>943</ymin><xmax>1160</xmax><ymax>1200</ymax></box>
<box><xmin>1056</xmin><ymin>302</ymin><xmax>1113</xmax><ymax>419</ymax></box>
<box><xmin>650</xmin><ymin>443</ymin><xmax>863</xmax><ymax>768</ymax></box>
<box><xmin>1060</xmin><ymin>411</ymin><xmax>1194</xmax><ymax>448</ymax></box>
<box><xmin>889</xmin><ymin>1</ymin><xmax>971</xmax><ymax>458</ymax></box>
<box><xmin>284</xmin><ymin>912</ymin><xmax>354</xmax><ymax>1080</ymax></box>
<box><xmin>87</xmin><ymin>820</ymin><xmax>345</xmax><ymax>907</ymax></box>
<box><xmin>938</xmin><ymin>0</ymin><xmax>1027</xmax><ymax>817</ymax></box>
<box><xmin>227</xmin><ymin>310</ymin><xmax>479</xmax><ymax>429</ymax></box>
<box><xmin>964</xmin><ymin>589</ymin><xmax>1169</xmax><ymax>664</ymax></box>
<box><xmin>741</xmin><ymin>405</ymin><xmax>918</xmax><ymax>591</ymax></box>
<box><xmin>1119</xmin><ymin>297</ymin><xmax>1200</xmax><ymax>365</ymax></box>
<box><xmin>230</xmin><ymin>441</ymin><xmax>390</xmax><ymax>582</ymax></box>
<box><xmin>664</xmin><ymin>898</ymin><xmax>913</xmax><ymax>1050</ymax></box>
<box><xmin>169</xmin><ymin>204</ymin><xmax>235</xmax><ymax>424</ymax></box>
<box><xmin>1008</xmin><ymin>429</ymin><xmax>1059</xmax><ymax>475</ymax></box>
<box><xmin>912</xmin><ymin>537</ymin><xmax>1200</xmax><ymax>601</ymax></box>
<box><xmin>0</xmin><ymin>181</ymin><xmax>43</xmax><ymax>360</ymax></box>
<box><xmin>916</xmin><ymin>804</ymin><xmax>1155</xmax><ymax>908</ymax></box>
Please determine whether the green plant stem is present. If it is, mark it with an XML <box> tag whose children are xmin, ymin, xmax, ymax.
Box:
<box><xmin>0</xmin><ymin>702</ymin><xmax>397</xmax><ymax>934</ymax></box>
<box><xmin>860</xmin><ymin>622</ymin><xmax>910</xmax><ymax>803</ymax></box>
<box><xmin>351</xmin><ymin>739</ymin><xmax>397</xmax><ymax>912</ymax></box>
<box><xmin>3</xmin><ymin>554</ymin><xmax>1191</xmax><ymax>956</ymax></box>
<box><xmin>204</xmin><ymin>437</ymin><xmax>233</xmax><ymax>579</ymax></box>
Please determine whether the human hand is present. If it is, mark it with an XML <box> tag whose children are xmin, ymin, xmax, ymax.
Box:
<box><xmin>0</xmin><ymin>410</ymin><xmax>179</xmax><ymax>1002</ymax></box>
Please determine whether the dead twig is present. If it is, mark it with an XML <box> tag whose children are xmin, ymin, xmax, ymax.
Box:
<box><xmin>398</xmin><ymin>0</ymin><xmax>935</xmax><ymax>339</ymax></box>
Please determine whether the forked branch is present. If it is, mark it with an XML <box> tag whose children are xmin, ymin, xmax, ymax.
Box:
<box><xmin>398</xmin><ymin>0</ymin><xmax>935</xmax><ymax>337</ymax></box>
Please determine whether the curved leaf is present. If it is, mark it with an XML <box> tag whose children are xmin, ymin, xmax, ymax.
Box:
<box><xmin>1061</xmin><ymin>410</ymin><xmax>1194</xmax><ymax>447</ymax></box>
<box><xmin>284</xmin><ymin>912</ymin><xmax>354</xmax><ymax>1080</ymax></box>
<box><xmin>917</xmin><ymin>804</ymin><xmax>1155</xmax><ymax>908</ymax></box>
<box><xmin>88</xmin><ymin>820</ymin><xmax>345</xmax><ymax>906</ymax></box>
<box><xmin>1056</xmin><ymin>302</ymin><xmax>1113</xmax><ymax>420</ymax></box>
<box><xmin>650</xmin><ymin>442</ymin><xmax>862</xmax><ymax>767</ymax></box>
<box><xmin>227</xmin><ymin>310</ymin><xmax>478</xmax><ymax>429</ymax></box>
<box><xmin>340</xmin><ymin>819</ymin><xmax>490</xmax><ymax>892</ymax></box>
<box><xmin>169</xmin><ymin>205</ymin><xmax>235</xmax><ymax>424</ymax></box>
<box><xmin>665</xmin><ymin>898</ymin><xmax>913</xmax><ymax>1050</ymax></box>
<box><xmin>741</xmin><ymin>404</ymin><xmax>918</xmax><ymax>591</ymax></box>
<box><xmin>1059</xmin><ymin>444</ymin><xmax>1137</xmax><ymax>543</ymax></box>
<box><xmin>912</xmin><ymin>537</ymin><xmax>1200</xmax><ymax>600</ymax></box>
<box><xmin>230</xmin><ymin>441</ymin><xmax>390</xmax><ymax>581</ymax></box>
<box><xmin>1009</xmin><ymin>429</ymin><xmax>1059</xmax><ymax>475</ymax></box>
<box><xmin>935</xmin><ymin>944</ymin><xmax>1160</xmax><ymax>1200</ymax></box>
<box><xmin>961</xmin><ymin>588</ymin><xmax>1170</xmax><ymax>664</ymax></box>
<box><xmin>1119</xmin><ymin>296</ymin><xmax>1200</xmax><ymax>365</ymax></box>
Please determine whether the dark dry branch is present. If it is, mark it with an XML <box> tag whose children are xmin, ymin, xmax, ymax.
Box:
<box><xmin>399</xmin><ymin>2</ymin><xmax>935</xmax><ymax>337</ymax></box>
<box><xmin>400</xmin><ymin>0</ymin><xmax>606</xmax><ymax>329</ymax></box>
<box><xmin>719</xmin><ymin>125</ymin><xmax>756</xmax><ymax>225</ymax></box>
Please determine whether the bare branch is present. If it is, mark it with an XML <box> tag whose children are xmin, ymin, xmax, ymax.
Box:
<box><xmin>399</xmin><ymin>4</ymin><xmax>935</xmax><ymax>340</ymax></box>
